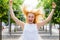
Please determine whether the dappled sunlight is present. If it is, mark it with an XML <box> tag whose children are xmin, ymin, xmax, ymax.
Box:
<box><xmin>23</xmin><ymin>0</ymin><xmax>38</xmax><ymax>9</ymax></box>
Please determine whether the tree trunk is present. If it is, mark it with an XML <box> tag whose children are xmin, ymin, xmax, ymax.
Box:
<box><xmin>8</xmin><ymin>11</ymin><xmax>11</xmax><ymax>35</ymax></box>
<box><xmin>49</xmin><ymin>22</ymin><xmax>52</xmax><ymax>35</ymax></box>
<box><xmin>0</xmin><ymin>21</ymin><xmax>2</xmax><ymax>40</ymax></box>
<box><xmin>59</xmin><ymin>24</ymin><xmax>60</xmax><ymax>36</ymax></box>
<box><xmin>43</xmin><ymin>26</ymin><xmax>44</xmax><ymax>31</ymax></box>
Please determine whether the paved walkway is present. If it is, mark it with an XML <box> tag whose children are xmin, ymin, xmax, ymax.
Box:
<box><xmin>2</xmin><ymin>29</ymin><xmax>59</xmax><ymax>40</ymax></box>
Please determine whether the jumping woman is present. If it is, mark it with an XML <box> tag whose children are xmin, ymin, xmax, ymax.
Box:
<box><xmin>9</xmin><ymin>0</ymin><xmax>56</xmax><ymax>40</ymax></box>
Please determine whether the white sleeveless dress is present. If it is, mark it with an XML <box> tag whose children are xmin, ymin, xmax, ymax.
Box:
<box><xmin>18</xmin><ymin>23</ymin><xmax>43</xmax><ymax>40</ymax></box>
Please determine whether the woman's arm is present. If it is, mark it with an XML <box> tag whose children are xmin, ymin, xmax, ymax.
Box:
<box><xmin>9</xmin><ymin>0</ymin><xmax>25</xmax><ymax>29</ymax></box>
<box><xmin>37</xmin><ymin>2</ymin><xmax>56</xmax><ymax>27</ymax></box>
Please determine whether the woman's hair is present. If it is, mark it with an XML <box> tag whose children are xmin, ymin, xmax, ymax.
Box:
<box><xmin>21</xmin><ymin>6</ymin><xmax>44</xmax><ymax>23</ymax></box>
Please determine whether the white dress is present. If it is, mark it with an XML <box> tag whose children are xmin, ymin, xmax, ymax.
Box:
<box><xmin>18</xmin><ymin>23</ymin><xmax>43</xmax><ymax>40</ymax></box>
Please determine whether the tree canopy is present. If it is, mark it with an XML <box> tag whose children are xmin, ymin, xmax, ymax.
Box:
<box><xmin>0</xmin><ymin>0</ymin><xmax>60</xmax><ymax>24</ymax></box>
<box><xmin>0</xmin><ymin>0</ymin><xmax>25</xmax><ymax>23</ymax></box>
<box><xmin>38</xmin><ymin>0</ymin><xmax>60</xmax><ymax>24</ymax></box>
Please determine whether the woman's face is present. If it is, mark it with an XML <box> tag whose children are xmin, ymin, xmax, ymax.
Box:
<box><xmin>27</xmin><ymin>13</ymin><xmax>35</xmax><ymax>24</ymax></box>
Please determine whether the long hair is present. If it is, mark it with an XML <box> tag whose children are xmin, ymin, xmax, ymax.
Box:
<box><xmin>21</xmin><ymin>6</ymin><xmax>44</xmax><ymax>23</ymax></box>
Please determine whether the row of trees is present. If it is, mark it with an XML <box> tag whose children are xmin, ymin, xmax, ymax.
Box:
<box><xmin>0</xmin><ymin>0</ymin><xmax>25</xmax><ymax>24</ymax></box>
<box><xmin>38</xmin><ymin>0</ymin><xmax>60</xmax><ymax>24</ymax></box>
<box><xmin>37</xmin><ymin>0</ymin><xmax>60</xmax><ymax>35</ymax></box>
<box><xmin>0</xmin><ymin>0</ymin><xmax>60</xmax><ymax>35</ymax></box>
<box><xmin>1</xmin><ymin>0</ymin><xmax>60</xmax><ymax>24</ymax></box>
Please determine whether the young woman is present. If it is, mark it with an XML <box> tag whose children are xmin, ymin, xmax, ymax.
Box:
<box><xmin>9</xmin><ymin>0</ymin><xmax>56</xmax><ymax>40</ymax></box>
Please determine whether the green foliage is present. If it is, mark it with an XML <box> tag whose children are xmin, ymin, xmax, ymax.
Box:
<box><xmin>11</xmin><ymin>0</ymin><xmax>25</xmax><ymax>23</ymax></box>
<box><xmin>0</xmin><ymin>0</ymin><xmax>25</xmax><ymax>23</ymax></box>
<box><xmin>38</xmin><ymin>0</ymin><xmax>60</xmax><ymax>24</ymax></box>
<box><xmin>0</xmin><ymin>0</ymin><xmax>9</xmax><ymax>23</ymax></box>
<box><xmin>52</xmin><ymin>0</ymin><xmax>60</xmax><ymax>24</ymax></box>
<box><xmin>1</xmin><ymin>0</ymin><xmax>60</xmax><ymax>24</ymax></box>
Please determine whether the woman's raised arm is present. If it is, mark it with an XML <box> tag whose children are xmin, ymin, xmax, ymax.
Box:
<box><xmin>37</xmin><ymin>2</ymin><xmax>56</xmax><ymax>27</ymax></box>
<box><xmin>9</xmin><ymin>0</ymin><xmax>25</xmax><ymax>29</ymax></box>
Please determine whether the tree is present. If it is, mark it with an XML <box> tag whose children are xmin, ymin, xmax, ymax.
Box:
<box><xmin>37</xmin><ymin>0</ymin><xmax>60</xmax><ymax>35</ymax></box>
<box><xmin>0</xmin><ymin>0</ymin><xmax>25</xmax><ymax>24</ymax></box>
<box><xmin>0</xmin><ymin>0</ymin><xmax>9</xmax><ymax>23</ymax></box>
<box><xmin>52</xmin><ymin>0</ymin><xmax>60</xmax><ymax>24</ymax></box>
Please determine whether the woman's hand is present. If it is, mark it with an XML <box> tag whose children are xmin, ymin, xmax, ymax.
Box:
<box><xmin>52</xmin><ymin>2</ymin><xmax>56</xmax><ymax>8</ymax></box>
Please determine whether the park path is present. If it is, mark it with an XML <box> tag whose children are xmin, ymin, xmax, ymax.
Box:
<box><xmin>2</xmin><ymin>29</ymin><xmax>59</xmax><ymax>40</ymax></box>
